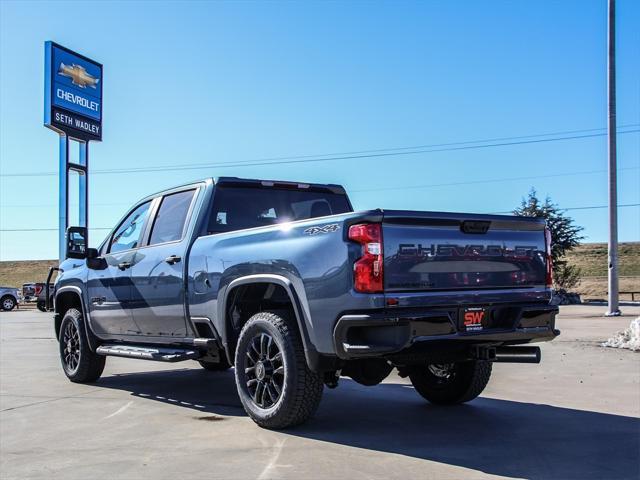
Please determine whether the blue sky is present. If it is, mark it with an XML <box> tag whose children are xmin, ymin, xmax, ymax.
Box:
<box><xmin>1</xmin><ymin>0</ymin><xmax>638</xmax><ymax>261</ymax></box>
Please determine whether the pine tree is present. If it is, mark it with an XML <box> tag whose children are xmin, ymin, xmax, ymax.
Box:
<box><xmin>514</xmin><ymin>189</ymin><xmax>584</xmax><ymax>290</ymax></box>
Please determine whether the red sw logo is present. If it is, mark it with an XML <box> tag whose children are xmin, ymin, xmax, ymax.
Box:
<box><xmin>464</xmin><ymin>311</ymin><xmax>485</xmax><ymax>326</ymax></box>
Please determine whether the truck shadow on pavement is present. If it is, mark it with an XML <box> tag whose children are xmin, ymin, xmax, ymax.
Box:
<box><xmin>98</xmin><ymin>368</ymin><xmax>245</xmax><ymax>415</ymax></box>
<box><xmin>97</xmin><ymin>368</ymin><xmax>639</xmax><ymax>480</ymax></box>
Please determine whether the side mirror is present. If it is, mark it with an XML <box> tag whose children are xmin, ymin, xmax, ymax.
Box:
<box><xmin>86</xmin><ymin>247</ymin><xmax>107</xmax><ymax>270</ymax></box>
<box><xmin>66</xmin><ymin>227</ymin><xmax>87</xmax><ymax>259</ymax></box>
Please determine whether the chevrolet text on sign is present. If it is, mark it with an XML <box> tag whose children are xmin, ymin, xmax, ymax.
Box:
<box><xmin>44</xmin><ymin>42</ymin><xmax>103</xmax><ymax>141</ymax></box>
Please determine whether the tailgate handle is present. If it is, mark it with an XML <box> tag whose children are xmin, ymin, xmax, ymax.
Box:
<box><xmin>461</xmin><ymin>220</ymin><xmax>491</xmax><ymax>234</ymax></box>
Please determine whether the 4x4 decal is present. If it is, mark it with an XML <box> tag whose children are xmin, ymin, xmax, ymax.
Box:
<box><xmin>303</xmin><ymin>223</ymin><xmax>340</xmax><ymax>235</ymax></box>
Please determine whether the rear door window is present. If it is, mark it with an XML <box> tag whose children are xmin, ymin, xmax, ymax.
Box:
<box><xmin>148</xmin><ymin>189</ymin><xmax>196</xmax><ymax>245</ymax></box>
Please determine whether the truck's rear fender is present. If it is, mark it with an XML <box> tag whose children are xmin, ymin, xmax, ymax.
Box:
<box><xmin>218</xmin><ymin>274</ymin><xmax>324</xmax><ymax>369</ymax></box>
<box><xmin>187</xmin><ymin>210</ymin><xmax>383</xmax><ymax>365</ymax></box>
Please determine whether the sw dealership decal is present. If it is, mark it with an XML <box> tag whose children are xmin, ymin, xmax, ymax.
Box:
<box><xmin>44</xmin><ymin>42</ymin><xmax>103</xmax><ymax>141</ymax></box>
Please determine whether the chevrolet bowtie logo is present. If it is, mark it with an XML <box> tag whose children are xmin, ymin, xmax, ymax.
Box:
<box><xmin>58</xmin><ymin>63</ymin><xmax>99</xmax><ymax>89</ymax></box>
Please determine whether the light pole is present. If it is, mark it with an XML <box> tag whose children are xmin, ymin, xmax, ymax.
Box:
<box><xmin>606</xmin><ymin>0</ymin><xmax>621</xmax><ymax>316</ymax></box>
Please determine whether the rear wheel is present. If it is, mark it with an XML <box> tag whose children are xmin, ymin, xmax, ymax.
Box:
<box><xmin>234</xmin><ymin>311</ymin><xmax>324</xmax><ymax>429</ymax></box>
<box><xmin>1</xmin><ymin>295</ymin><xmax>16</xmax><ymax>311</ymax></box>
<box><xmin>409</xmin><ymin>360</ymin><xmax>492</xmax><ymax>405</ymax></box>
<box><xmin>59</xmin><ymin>308</ymin><xmax>105</xmax><ymax>383</ymax></box>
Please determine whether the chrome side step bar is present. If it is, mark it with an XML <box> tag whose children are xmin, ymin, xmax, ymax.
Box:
<box><xmin>96</xmin><ymin>344</ymin><xmax>201</xmax><ymax>362</ymax></box>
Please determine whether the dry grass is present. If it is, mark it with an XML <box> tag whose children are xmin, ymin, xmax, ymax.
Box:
<box><xmin>576</xmin><ymin>276</ymin><xmax>640</xmax><ymax>301</ymax></box>
<box><xmin>0</xmin><ymin>260</ymin><xmax>59</xmax><ymax>288</ymax></box>
<box><xmin>564</xmin><ymin>242</ymin><xmax>639</xmax><ymax>300</ymax></box>
<box><xmin>564</xmin><ymin>242</ymin><xmax>640</xmax><ymax>277</ymax></box>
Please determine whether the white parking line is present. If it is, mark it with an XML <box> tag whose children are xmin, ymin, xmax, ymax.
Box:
<box><xmin>103</xmin><ymin>400</ymin><xmax>133</xmax><ymax>419</ymax></box>
<box><xmin>258</xmin><ymin>437</ymin><xmax>289</xmax><ymax>480</ymax></box>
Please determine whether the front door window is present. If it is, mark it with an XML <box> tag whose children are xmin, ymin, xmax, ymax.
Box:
<box><xmin>109</xmin><ymin>201</ymin><xmax>151</xmax><ymax>253</ymax></box>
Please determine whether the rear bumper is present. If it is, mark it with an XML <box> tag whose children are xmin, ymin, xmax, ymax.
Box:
<box><xmin>333</xmin><ymin>303</ymin><xmax>559</xmax><ymax>359</ymax></box>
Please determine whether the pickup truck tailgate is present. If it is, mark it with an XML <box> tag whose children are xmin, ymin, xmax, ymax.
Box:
<box><xmin>382</xmin><ymin>211</ymin><xmax>547</xmax><ymax>293</ymax></box>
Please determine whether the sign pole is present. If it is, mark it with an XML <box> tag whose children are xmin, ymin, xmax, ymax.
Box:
<box><xmin>58</xmin><ymin>135</ymin><xmax>69</xmax><ymax>263</ymax></box>
<box><xmin>606</xmin><ymin>0</ymin><xmax>621</xmax><ymax>316</ymax></box>
<box><xmin>79</xmin><ymin>141</ymin><xmax>88</xmax><ymax>230</ymax></box>
<box><xmin>45</xmin><ymin>41</ymin><xmax>102</xmax><ymax>263</ymax></box>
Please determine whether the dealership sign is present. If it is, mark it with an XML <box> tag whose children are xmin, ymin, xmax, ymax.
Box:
<box><xmin>44</xmin><ymin>42</ymin><xmax>103</xmax><ymax>141</ymax></box>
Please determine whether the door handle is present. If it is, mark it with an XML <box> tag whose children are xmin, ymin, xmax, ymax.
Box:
<box><xmin>165</xmin><ymin>255</ymin><xmax>182</xmax><ymax>265</ymax></box>
<box><xmin>117</xmin><ymin>261</ymin><xmax>131</xmax><ymax>271</ymax></box>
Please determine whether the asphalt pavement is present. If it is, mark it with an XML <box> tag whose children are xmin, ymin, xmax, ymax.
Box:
<box><xmin>1</xmin><ymin>305</ymin><xmax>639</xmax><ymax>480</ymax></box>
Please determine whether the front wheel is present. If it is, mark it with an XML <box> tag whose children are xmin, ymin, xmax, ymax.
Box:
<box><xmin>1</xmin><ymin>295</ymin><xmax>16</xmax><ymax>311</ymax></box>
<box><xmin>234</xmin><ymin>311</ymin><xmax>324</xmax><ymax>429</ymax></box>
<box><xmin>59</xmin><ymin>308</ymin><xmax>105</xmax><ymax>383</ymax></box>
<box><xmin>409</xmin><ymin>360</ymin><xmax>492</xmax><ymax>405</ymax></box>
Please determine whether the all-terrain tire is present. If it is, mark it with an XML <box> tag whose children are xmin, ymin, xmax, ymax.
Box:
<box><xmin>234</xmin><ymin>311</ymin><xmax>324</xmax><ymax>429</ymax></box>
<box><xmin>198</xmin><ymin>356</ymin><xmax>232</xmax><ymax>371</ymax></box>
<box><xmin>59</xmin><ymin>308</ymin><xmax>105</xmax><ymax>383</ymax></box>
<box><xmin>1</xmin><ymin>295</ymin><xmax>16</xmax><ymax>311</ymax></box>
<box><xmin>409</xmin><ymin>360</ymin><xmax>492</xmax><ymax>405</ymax></box>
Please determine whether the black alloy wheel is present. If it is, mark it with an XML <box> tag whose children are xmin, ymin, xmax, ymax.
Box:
<box><xmin>58</xmin><ymin>308</ymin><xmax>105</xmax><ymax>383</ymax></box>
<box><xmin>244</xmin><ymin>332</ymin><xmax>285</xmax><ymax>408</ymax></box>
<box><xmin>62</xmin><ymin>319</ymin><xmax>81</xmax><ymax>375</ymax></box>
<box><xmin>234</xmin><ymin>311</ymin><xmax>324</xmax><ymax>429</ymax></box>
<box><xmin>409</xmin><ymin>360</ymin><xmax>492</xmax><ymax>405</ymax></box>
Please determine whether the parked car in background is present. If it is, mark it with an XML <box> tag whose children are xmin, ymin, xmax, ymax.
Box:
<box><xmin>22</xmin><ymin>283</ymin><xmax>52</xmax><ymax>304</ymax></box>
<box><xmin>0</xmin><ymin>287</ymin><xmax>20</xmax><ymax>311</ymax></box>
<box><xmin>37</xmin><ymin>286</ymin><xmax>54</xmax><ymax>312</ymax></box>
<box><xmin>22</xmin><ymin>283</ymin><xmax>38</xmax><ymax>302</ymax></box>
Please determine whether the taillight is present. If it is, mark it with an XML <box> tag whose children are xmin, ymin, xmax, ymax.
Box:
<box><xmin>34</xmin><ymin>285</ymin><xmax>43</xmax><ymax>296</ymax></box>
<box><xmin>348</xmin><ymin>223</ymin><xmax>383</xmax><ymax>293</ymax></box>
<box><xmin>544</xmin><ymin>226</ymin><xmax>553</xmax><ymax>288</ymax></box>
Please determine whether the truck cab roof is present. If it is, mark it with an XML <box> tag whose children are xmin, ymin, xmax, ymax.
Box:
<box><xmin>136</xmin><ymin>177</ymin><xmax>348</xmax><ymax>206</ymax></box>
<box><xmin>213</xmin><ymin>177</ymin><xmax>347</xmax><ymax>195</ymax></box>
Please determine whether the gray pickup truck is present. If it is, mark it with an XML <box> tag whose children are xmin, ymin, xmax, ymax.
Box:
<box><xmin>54</xmin><ymin>177</ymin><xmax>558</xmax><ymax>428</ymax></box>
<box><xmin>1</xmin><ymin>287</ymin><xmax>20</xmax><ymax>311</ymax></box>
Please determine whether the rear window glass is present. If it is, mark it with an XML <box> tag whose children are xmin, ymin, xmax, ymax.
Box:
<box><xmin>208</xmin><ymin>187</ymin><xmax>351</xmax><ymax>234</ymax></box>
<box><xmin>149</xmin><ymin>189</ymin><xmax>195</xmax><ymax>245</ymax></box>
